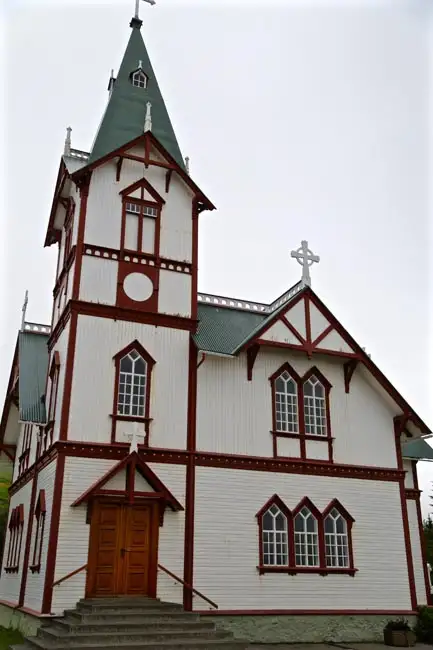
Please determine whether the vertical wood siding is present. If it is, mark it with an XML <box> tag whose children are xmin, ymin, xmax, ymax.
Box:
<box><xmin>403</xmin><ymin>461</ymin><xmax>414</xmax><ymax>488</ymax></box>
<box><xmin>79</xmin><ymin>256</ymin><xmax>118</xmax><ymax>306</ymax></box>
<box><xmin>84</xmin><ymin>158</ymin><xmax>193</xmax><ymax>263</ymax></box>
<box><xmin>194</xmin><ymin>467</ymin><xmax>411</xmax><ymax>611</ymax></box>
<box><xmin>69</xmin><ymin>316</ymin><xmax>189</xmax><ymax>448</ymax></box>
<box><xmin>0</xmin><ymin>482</ymin><xmax>33</xmax><ymax>604</ymax></box>
<box><xmin>24</xmin><ymin>458</ymin><xmax>57</xmax><ymax>612</ymax></box>
<box><xmin>158</xmin><ymin>270</ymin><xmax>191</xmax><ymax>318</ymax></box>
<box><xmin>196</xmin><ymin>350</ymin><xmax>399</xmax><ymax>468</ymax></box>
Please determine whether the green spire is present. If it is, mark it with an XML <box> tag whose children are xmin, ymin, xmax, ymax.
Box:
<box><xmin>89</xmin><ymin>18</ymin><xmax>184</xmax><ymax>168</ymax></box>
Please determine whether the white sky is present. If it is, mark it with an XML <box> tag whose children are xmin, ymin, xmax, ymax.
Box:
<box><xmin>1</xmin><ymin>0</ymin><xmax>432</xmax><ymax>512</ymax></box>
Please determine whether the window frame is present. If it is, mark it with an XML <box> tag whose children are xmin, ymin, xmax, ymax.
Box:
<box><xmin>257</xmin><ymin>496</ymin><xmax>356</xmax><ymax>576</ymax></box>
<box><xmin>63</xmin><ymin>198</ymin><xmax>75</xmax><ymax>261</ymax></box>
<box><xmin>18</xmin><ymin>424</ymin><xmax>32</xmax><ymax>477</ymax></box>
<box><xmin>30</xmin><ymin>490</ymin><xmax>46</xmax><ymax>573</ymax></box>
<box><xmin>270</xmin><ymin>364</ymin><xmax>333</xmax><ymax>460</ymax></box>
<box><xmin>121</xmin><ymin>198</ymin><xmax>161</xmax><ymax>256</ymax></box>
<box><xmin>111</xmin><ymin>340</ymin><xmax>156</xmax><ymax>444</ymax></box>
<box><xmin>131</xmin><ymin>69</ymin><xmax>148</xmax><ymax>88</ymax></box>
<box><xmin>5</xmin><ymin>505</ymin><xmax>24</xmax><ymax>574</ymax></box>
<box><xmin>256</xmin><ymin>495</ymin><xmax>292</xmax><ymax>573</ymax></box>
<box><xmin>45</xmin><ymin>351</ymin><xmax>60</xmax><ymax>449</ymax></box>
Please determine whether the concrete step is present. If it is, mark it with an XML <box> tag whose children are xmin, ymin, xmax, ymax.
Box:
<box><xmin>36</xmin><ymin>626</ymin><xmax>231</xmax><ymax>645</ymax></box>
<box><xmin>50</xmin><ymin>618</ymin><xmax>216</xmax><ymax>635</ymax></box>
<box><xmin>76</xmin><ymin>600</ymin><xmax>183</xmax><ymax>613</ymax></box>
<box><xmin>24</xmin><ymin>639</ymin><xmax>246</xmax><ymax>650</ymax></box>
<box><xmin>63</xmin><ymin>610</ymin><xmax>199</xmax><ymax>624</ymax></box>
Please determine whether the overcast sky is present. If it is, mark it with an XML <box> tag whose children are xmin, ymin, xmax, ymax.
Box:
<box><xmin>1</xmin><ymin>0</ymin><xmax>432</xmax><ymax>512</ymax></box>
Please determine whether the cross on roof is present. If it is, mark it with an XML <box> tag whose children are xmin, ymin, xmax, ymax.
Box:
<box><xmin>290</xmin><ymin>240</ymin><xmax>320</xmax><ymax>287</ymax></box>
<box><xmin>125</xmin><ymin>423</ymin><xmax>145</xmax><ymax>453</ymax></box>
<box><xmin>135</xmin><ymin>0</ymin><xmax>156</xmax><ymax>19</ymax></box>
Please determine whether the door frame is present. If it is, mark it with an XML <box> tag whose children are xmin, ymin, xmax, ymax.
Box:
<box><xmin>85</xmin><ymin>498</ymin><xmax>160</xmax><ymax>598</ymax></box>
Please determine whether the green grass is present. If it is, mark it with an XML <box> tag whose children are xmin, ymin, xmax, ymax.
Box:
<box><xmin>0</xmin><ymin>626</ymin><xmax>24</xmax><ymax>650</ymax></box>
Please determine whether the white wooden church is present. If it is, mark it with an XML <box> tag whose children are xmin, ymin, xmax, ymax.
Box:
<box><xmin>0</xmin><ymin>4</ymin><xmax>432</xmax><ymax>643</ymax></box>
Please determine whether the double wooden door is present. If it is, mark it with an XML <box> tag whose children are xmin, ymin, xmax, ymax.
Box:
<box><xmin>87</xmin><ymin>501</ymin><xmax>158</xmax><ymax>597</ymax></box>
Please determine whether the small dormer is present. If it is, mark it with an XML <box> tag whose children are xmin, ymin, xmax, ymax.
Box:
<box><xmin>131</xmin><ymin>62</ymin><xmax>148</xmax><ymax>89</ymax></box>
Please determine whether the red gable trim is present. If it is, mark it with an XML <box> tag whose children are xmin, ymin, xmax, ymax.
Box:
<box><xmin>120</xmin><ymin>177</ymin><xmax>165</xmax><ymax>205</ymax></box>
<box><xmin>72</xmin><ymin>451</ymin><xmax>183</xmax><ymax>511</ymax></box>
<box><xmin>73</xmin><ymin>132</ymin><xmax>215</xmax><ymax>212</ymax></box>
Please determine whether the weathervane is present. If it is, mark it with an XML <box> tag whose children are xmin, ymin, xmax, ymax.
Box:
<box><xmin>290</xmin><ymin>240</ymin><xmax>320</xmax><ymax>287</ymax></box>
<box><xmin>135</xmin><ymin>0</ymin><xmax>156</xmax><ymax>19</ymax></box>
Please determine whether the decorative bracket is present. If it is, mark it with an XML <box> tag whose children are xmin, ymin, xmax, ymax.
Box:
<box><xmin>394</xmin><ymin>413</ymin><xmax>411</xmax><ymax>437</ymax></box>
<box><xmin>116</xmin><ymin>156</ymin><xmax>123</xmax><ymax>182</ymax></box>
<box><xmin>165</xmin><ymin>169</ymin><xmax>172</xmax><ymax>193</ymax></box>
<box><xmin>247</xmin><ymin>344</ymin><xmax>260</xmax><ymax>381</ymax></box>
<box><xmin>343</xmin><ymin>360</ymin><xmax>358</xmax><ymax>394</ymax></box>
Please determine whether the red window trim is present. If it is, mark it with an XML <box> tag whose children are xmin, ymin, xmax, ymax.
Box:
<box><xmin>111</xmin><ymin>340</ymin><xmax>156</xmax><ymax>444</ymax></box>
<box><xmin>18</xmin><ymin>424</ymin><xmax>32</xmax><ymax>478</ymax></box>
<box><xmin>30</xmin><ymin>490</ymin><xmax>46</xmax><ymax>573</ymax></box>
<box><xmin>269</xmin><ymin>363</ymin><xmax>333</xmax><ymax>461</ymax></box>
<box><xmin>5</xmin><ymin>505</ymin><xmax>24</xmax><ymax>573</ymax></box>
<box><xmin>121</xmin><ymin>197</ymin><xmax>161</xmax><ymax>257</ymax></box>
<box><xmin>256</xmin><ymin>495</ymin><xmax>356</xmax><ymax>576</ymax></box>
<box><xmin>47</xmin><ymin>352</ymin><xmax>60</xmax><ymax>429</ymax></box>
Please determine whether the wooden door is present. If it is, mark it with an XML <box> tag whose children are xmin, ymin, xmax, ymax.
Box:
<box><xmin>87</xmin><ymin>501</ymin><xmax>157</xmax><ymax>597</ymax></box>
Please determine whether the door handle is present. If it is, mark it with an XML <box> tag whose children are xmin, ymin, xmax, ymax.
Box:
<box><xmin>121</xmin><ymin>548</ymin><xmax>132</xmax><ymax>556</ymax></box>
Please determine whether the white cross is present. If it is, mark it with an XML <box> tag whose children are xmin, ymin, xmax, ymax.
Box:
<box><xmin>125</xmin><ymin>423</ymin><xmax>145</xmax><ymax>453</ymax></box>
<box><xmin>290</xmin><ymin>240</ymin><xmax>320</xmax><ymax>287</ymax></box>
<box><xmin>135</xmin><ymin>0</ymin><xmax>156</xmax><ymax>19</ymax></box>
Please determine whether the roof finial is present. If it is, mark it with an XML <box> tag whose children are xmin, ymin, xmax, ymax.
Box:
<box><xmin>64</xmin><ymin>126</ymin><xmax>72</xmax><ymax>156</ymax></box>
<box><xmin>144</xmin><ymin>101</ymin><xmax>152</xmax><ymax>132</ymax></box>
<box><xmin>290</xmin><ymin>240</ymin><xmax>320</xmax><ymax>287</ymax></box>
<box><xmin>21</xmin><ymin>290</ymin><xmax>28</xmax><ymax>331</ymax></box>
<box><xmin>185</xmin><ymin>156</ymin><xmax>190</xmax><ymax>175</ymax></box>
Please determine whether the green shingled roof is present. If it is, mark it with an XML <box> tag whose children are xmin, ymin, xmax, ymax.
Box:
<box><xmin>18</xmin><ymin>331</ymin><xmax>48</xmax><ymax>424</ymax></box>
<box><xmin>402</xmin><ymin>438</ymin><xmax>433</xmax><ymax>461</ymax></box>
<box><xmin>89</xmin><ymin>19</ymin><xmax>184</xmax><ymax>169</ymax></box>
<box><xmin>193</xmin><ymin>304</ymin><xmax>265</xmax><ymax>355</ymax></box>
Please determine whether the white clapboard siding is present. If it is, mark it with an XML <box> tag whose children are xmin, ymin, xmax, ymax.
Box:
<box><xmin>24</xmin><ymin>457</ymin><xmax>58</xmax><ymax>612</ymax></box>
<box><xmin>0</xmin><ymin>481</ymin><xmax>33</xmax><ymax>604</ymax></box>
<box><xmin>193</xmin><ymin>467</ymin><xmax>411</xmax><ymax>611</ymax></box>
<box><xmin>52</xmin><ymin>322</ymin><xmax>71</xmax><ymax>444</ymax></box>
<box><xmin>197</xmin><ymin>349</ymin><xmax>398</xmax><ymax>468</ymax></box>
<box><xmin>159</xmin><ymin>174</ymin><xmax>193</xmax><ymax>263</ymax></box>
<box><xmin>79</xmin><ymin>256</ymin><xmax>118</xmax><ymax>306</ymax></box>
<box><xmin>52</xmin><ymin>459</ymin><xmax>186</xmax><ymax>613</ymax></box>
<box><xmin>158</xmin><ymin>270</ymin><xmax>191</xmax><ymax>318</ymax></box>
<box><xmin>69</xmin><ymin>316</ymin><xmax>189</xmax><ymax>449</ymax></box>
<box><xmin>403</xmin><ymin>461</ymin><xmax>414</xmax><ymax>488</ymax></box>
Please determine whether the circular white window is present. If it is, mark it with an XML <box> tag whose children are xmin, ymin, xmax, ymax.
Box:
<box><xmin>123</xmin><ymin>273</ymin><xmax>154</xmax><ymax>302</ymax></box>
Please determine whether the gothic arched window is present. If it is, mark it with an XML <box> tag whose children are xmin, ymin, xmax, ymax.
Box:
<box><xmin>256</xmin><ymin>496</ymin><xmax>290</xmax><ymax>568</ymax></box>
<box><xmin>323</xmin><ymin>500</ymin><xmax>355</xmax><ymax>569</ymax></box>
<box><xmin>270</xmin><ymin>363</ymin><xmax>300</xmax><ymax>434</ymax></box>
<box><xmin>118</xmin><ymin>349</ymin><xmax>147</xmax><ymax>417</ymax></box>
<box><xmin>293</xmin><ymin>500</ymin><xmax>320</xmax><ymax>567</ymax></box>
<box><xmin>303</xmin><ymin>374</ymin><xmax>327</xmax><ymax>436</ymax></box>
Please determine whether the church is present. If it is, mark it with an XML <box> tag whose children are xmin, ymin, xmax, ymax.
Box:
<box><xmin>0</xmin><ymin>3</ymin><xmax>432</xmax><ymax>645</ymax></box>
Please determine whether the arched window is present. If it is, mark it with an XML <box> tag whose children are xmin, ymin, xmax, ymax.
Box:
<box><xmin>132</xmin><ymin>70</ymin><xmax>147</xmax><ymax>88</ymax></box>
<box><xmin>257</xmin><ymin>498</ymin><xmax>289</xmax><ymax>567</ymax></box>
<box><xmin>303</xmin><ymin>375</ymin><xmax>327</xmax><ymax>436</ymax></box>
<box><xmin>294</xmin><ymin>506</ymin><xmax>319</xmax><ymax>567</ymax></box>
<box><xmin>274</xmin><ymin>369</ymin><xmax>299</xmax><ymax>433</ymax></box>
<box><xmin>323</xmin><ymin>501</ymin><xmax>355</xmax><ymax>569</ymax></box>
<box><xmin>117</xmin><ymin>349</ymin><xmax>147</xmax><ymax>417</ymax></box>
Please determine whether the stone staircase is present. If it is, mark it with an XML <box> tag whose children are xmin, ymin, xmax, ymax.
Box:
<box><xmin>12</xmin><ymin>597</ymin><xmax>248</xmax><ymax>650</ymax></box>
